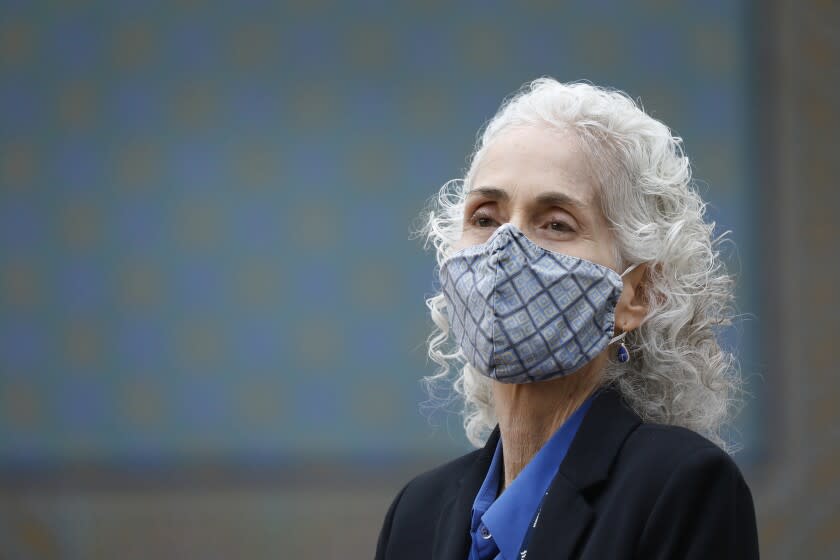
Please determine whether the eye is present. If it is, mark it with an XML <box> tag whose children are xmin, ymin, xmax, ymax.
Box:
<box><xmin>548</xmin><ymin>220</ymin><xmax>575</xmax><ymax>233</ymax></box>
<box><xmin>468</xmin><ymin>209</ymin><xmax>499</xmax><ymax>228</ymax></box>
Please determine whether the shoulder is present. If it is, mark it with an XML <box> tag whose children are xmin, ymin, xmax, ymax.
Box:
<box><xmin>620</xmin><ymin>422</ymin><xmax>743</xmax><ymax>478</ymax></box>
<box><xmin>619</xmin><ymin>425</ymin><xmax>760</xmax><ymax>557</ymax></box>
<box><xmin>577</xmin><ymin>385</ymin><xmax>746</xmax><ymax>490</ymax></box>
<box><xmin>607</xmin><ymin>421</ymin><xmax>753</xmax><ymax>513</ymax></box>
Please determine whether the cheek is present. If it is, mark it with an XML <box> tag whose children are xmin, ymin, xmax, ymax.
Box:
<box><xmin>591</xmin><ymin>244</ymin><xmax>621</xmax><ymax>271</ymax></box>
<box><xmin>593</xmin><ymin>231</ymin><xmax>621</xmax><ymax>271</ymax></box>
<box><xmin>577</xmin><ymin>221</ymin><xmax>621</xmax><ymax>271</ymax></box>
<box><xmin>450</xmin><ymin>229</ymin><xmax>468</xmax><ymax>253</ymax></box>
<box><xmin>452</xmin><ymin>227</ymin><xmax>489</xmax><ymax>252</ymax></box>
<box><xmin>553</xmin><ymin>239</ymin><xmax>618</xmax><ymax>272</ymax></box>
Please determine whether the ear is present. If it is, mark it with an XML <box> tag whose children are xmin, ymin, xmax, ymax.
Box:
<box><xmin>614</xmin><ymin>262</ymin><xmax>650</xmax><ymax>335</ymax></box>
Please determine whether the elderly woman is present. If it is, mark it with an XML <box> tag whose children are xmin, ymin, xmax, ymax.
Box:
<box><xmin>375</xmin><ymin>78</ymin><xmax>760</xmax><ymax>559</ymax></box>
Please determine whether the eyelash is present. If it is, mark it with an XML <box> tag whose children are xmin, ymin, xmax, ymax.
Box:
<box><xmin>468</xmin><ymin>210</ymin><xmax>575</xmax><ymax>232</ymax></box>
<box><xmin>548</xmin><ymin>221</ymin><xmax>575</xmax><ymax>232</ymax></box>
<box><xmin>466</xmin><ymin>209</ymin><xmax>492</xmax><ymax>227</ymax></box>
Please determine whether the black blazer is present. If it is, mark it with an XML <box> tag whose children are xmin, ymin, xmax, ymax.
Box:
<box><xmin>375</xmin><ymin>386</ymin><xmax>759</xmax><ymax>559</ymax></box>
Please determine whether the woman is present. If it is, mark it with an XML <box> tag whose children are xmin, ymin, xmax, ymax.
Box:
<box><xmin>375</xmin><ymin>78</ymin><xmax>760</xmax><ymax>559</ymax></box>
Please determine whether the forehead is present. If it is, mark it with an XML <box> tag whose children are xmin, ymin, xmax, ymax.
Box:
<box><xmin>469</xmin><ymin>125</ymin><xmax>599</xmax><ymax>208</ymax></box>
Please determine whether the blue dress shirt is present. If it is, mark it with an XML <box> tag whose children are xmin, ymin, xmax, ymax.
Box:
<box><xmin>467</xmin><ymin>390</ymin><xmax>599</xmax><ymax>560</ymax></box>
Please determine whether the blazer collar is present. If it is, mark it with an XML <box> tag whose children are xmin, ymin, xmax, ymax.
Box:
<box><xmin>556</xmin><ymin>384</ymin><xmax>642</xmax><ymax>489</ymax></box>
<box><xmin>433</xmin><ymin>384</ymin><xmax>641</xmax><ymax>560</ymax></box>
<box><xmin>526</xmin><ymin>385</ymin><xmax>642</xmax><ymax>558</ymax></box>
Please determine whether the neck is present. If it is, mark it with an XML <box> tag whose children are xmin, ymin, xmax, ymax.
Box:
<box><xmin>493</xmin><ymin>353</ymin><xmax>605</xmax><ymax>491</ymax></box>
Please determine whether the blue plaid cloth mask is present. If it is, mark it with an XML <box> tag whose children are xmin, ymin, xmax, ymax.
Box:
<box><xmin>440</xmin><ymin>223</ymin><xmax>638</xmax><ymax>383</ymax></box>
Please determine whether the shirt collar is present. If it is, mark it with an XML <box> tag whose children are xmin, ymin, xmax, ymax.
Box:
<box><xmin>470</xmin><ymin>390</ymin><xmax>598</xmax><ymax>559</ymax></box>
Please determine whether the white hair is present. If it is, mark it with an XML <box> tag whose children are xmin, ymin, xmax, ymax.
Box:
<box><xmin>416</xmin><ymin>77</ymin><xmax>745</xmax><ymax>453</ymax></box>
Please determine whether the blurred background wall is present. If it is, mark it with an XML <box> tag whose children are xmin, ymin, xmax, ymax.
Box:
<box><xmin>0</xmin><ymin>0</ymin><xmax>837</xmax><ymax>558</ymax></box>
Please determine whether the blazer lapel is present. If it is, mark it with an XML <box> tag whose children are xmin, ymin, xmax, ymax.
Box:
<box><xmin>525</xmin><ymin>386</ymin><xmax>642</xmax><ymax>559</ymax></box>
<box><xmin>524</xmin><ymin>474</ymin><xmax>594</xmax><ymax>559</ymax></box>
<box><xmin>432</xmin><ymin>425</ymin><xmax>501</xmax><ymax>560</ymax></box>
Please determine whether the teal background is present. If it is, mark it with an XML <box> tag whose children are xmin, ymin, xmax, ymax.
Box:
<box><xmin>0</xmin><ymin>0</ymin><xmax>762</xmax><ymax>466</ymax></box>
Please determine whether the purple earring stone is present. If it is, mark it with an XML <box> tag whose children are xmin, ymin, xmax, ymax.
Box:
<box><xmin>617</xmin><ymin>342</ymin><xmax>630</xmax><ymax>363</ymax></box>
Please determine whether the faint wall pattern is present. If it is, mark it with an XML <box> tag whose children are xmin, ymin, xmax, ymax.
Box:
<box><xmin>0</xmin><ymin>0</ymin><xmax>762</xmax><ymax>470</ymax></box>
<box><xmin>0</xmin><ymin>0</ymin><xmax>807</xmax><ymax>558</ymax></box>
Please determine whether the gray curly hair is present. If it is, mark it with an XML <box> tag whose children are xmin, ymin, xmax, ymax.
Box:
<box><xmin>417</xmin><ymin>77</ymin><xmax>744</xmax><ymax>453</ymax></box>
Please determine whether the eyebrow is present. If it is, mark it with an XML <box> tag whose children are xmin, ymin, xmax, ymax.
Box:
<box><xmin>467</xmin><ymin>186</ymin><xmax>588</xmax><ymax>209</ymax></box>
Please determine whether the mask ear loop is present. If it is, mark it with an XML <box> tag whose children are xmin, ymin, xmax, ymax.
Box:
<box><xmin>609</xmin><ymin>262</ymin><xmax>642</xmax><ymax>363</ymax></box>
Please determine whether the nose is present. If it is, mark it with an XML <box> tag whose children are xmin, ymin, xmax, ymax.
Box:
<box><xmin>507</xmin><ymin>215</ymin><xmax>528</xmax><ymax>232</ymax></box>
<box><xmin>488</xmin><ymin>221</ymin><xmax>522</xmax><ymax>254</ymax></box>
<box><xmin>494</xmin><ymin>219</ymin><xmax>527</xmax><ymax>239</ymax></box>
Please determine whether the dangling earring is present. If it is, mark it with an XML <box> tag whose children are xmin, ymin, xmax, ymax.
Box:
<box><xmin>610</xmin><ymin>329</ymin><xmax>631</xmax><ymax>363</ymax></box>
<box><xmin>617</xmin><ymin>341</ymin><xmax>629</xmax><ymax>363</ymax></box>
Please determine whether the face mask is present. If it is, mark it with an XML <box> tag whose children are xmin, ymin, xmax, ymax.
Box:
<box><xmin>439</xmin><ymin>222</ymin><xmax>639</xmax><ymax>384</ymax></box>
